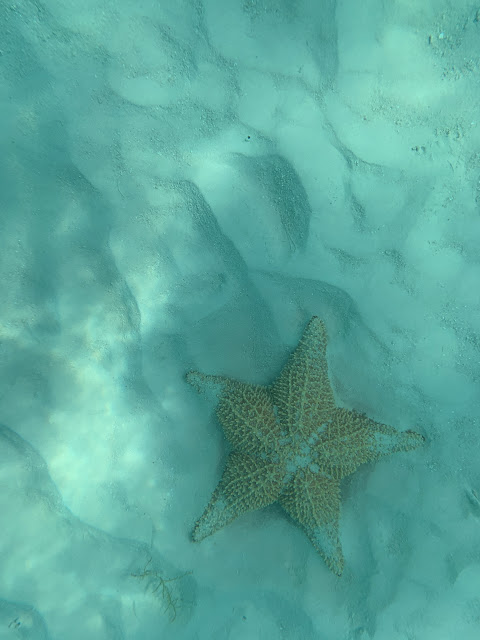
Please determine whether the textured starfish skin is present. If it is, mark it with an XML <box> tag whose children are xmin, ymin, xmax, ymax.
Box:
<box><xmin>187</xmin><ymin>317</ymin><xmax>424</xmax><ymax>575</ymax></box>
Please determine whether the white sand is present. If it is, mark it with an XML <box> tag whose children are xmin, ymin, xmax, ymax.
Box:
<box><xmin>1</xmin><ymin>0</ymin><xmax>479</xmax><ymax>638</ymax></box>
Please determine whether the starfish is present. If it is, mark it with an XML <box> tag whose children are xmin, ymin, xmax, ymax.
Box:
<box><xmin>186</xmin><ymin>316</ymin><xmax>424</xmax><ymax>575</ymax></box>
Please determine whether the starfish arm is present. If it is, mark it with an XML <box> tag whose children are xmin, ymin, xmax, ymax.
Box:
<box><xmin>368</xmin><ymin>418</ymin><xmax>425</xmax><ymax>458</ymax></box>
<box><xmin>192</xmin><ymin>452</ymin><xmax>284</xmax><ymax>542</ymax></box>
<box><xmin>186</xmin><ymin>371</ymin><xmax>283</xmax><ymax>456</ymax></box>
<box><xmin>272</xmin><ymin>317</ymin><xmax>336</xmax><ymax>438</ymax></box>
<box><xmin>280</xmin><ymin>470</ymin><xmax>344</xmax><ymax>576</ymax></box>
<box><xmin>315</xmin><ymin>408</ymin><xmax>425</xmax><ymax>479</ymax></box>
